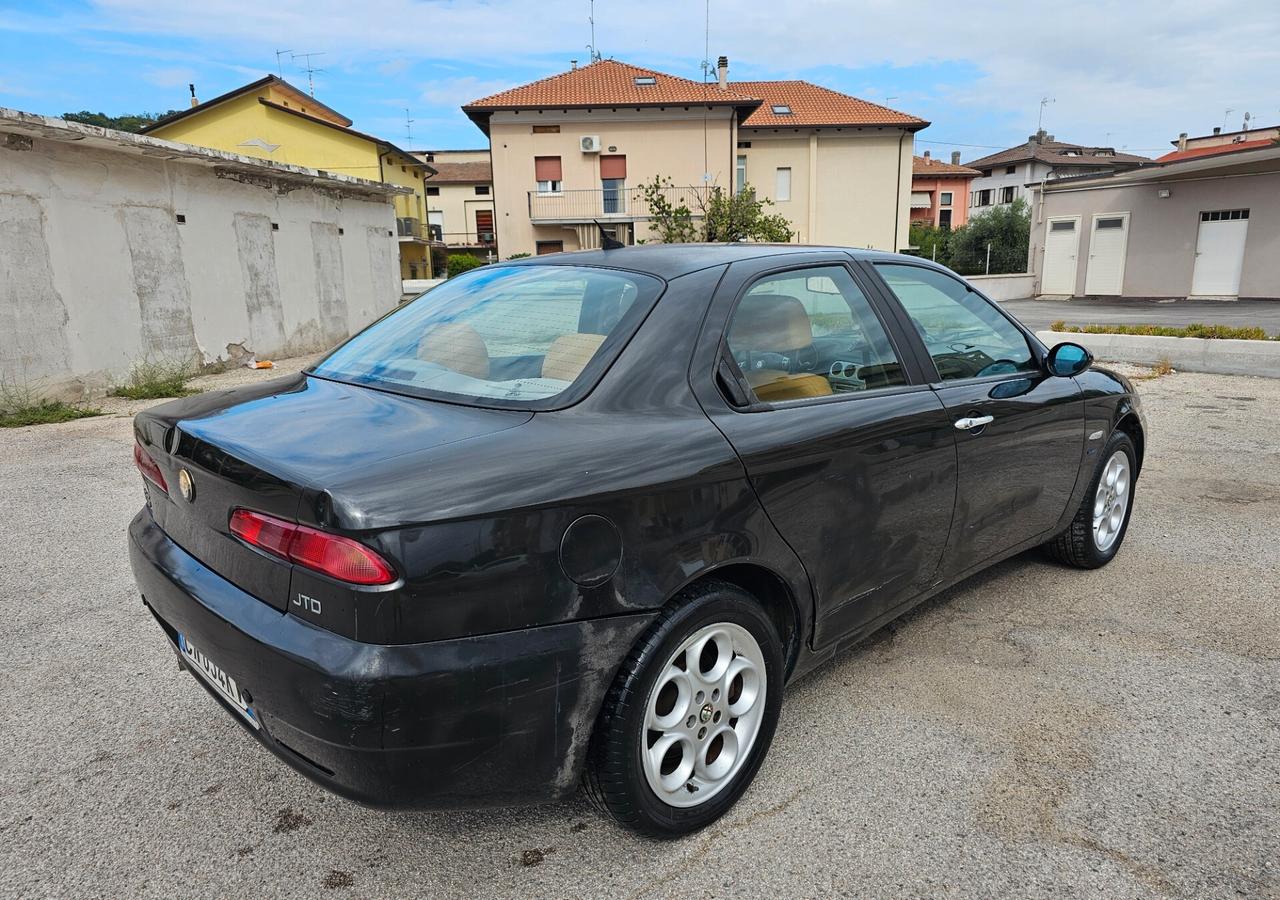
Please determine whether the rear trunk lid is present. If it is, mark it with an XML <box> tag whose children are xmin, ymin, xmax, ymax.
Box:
<box><xmin>134</xmin><ymin>373</ymin><xmax>531</xmax><ymax>612</ymax></box>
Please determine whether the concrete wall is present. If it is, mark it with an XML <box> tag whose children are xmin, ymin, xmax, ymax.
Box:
<box><xmin>966</xmin><ymin>273</ymin><xmax>1035</xmax><ymax>301</ymax></box>
<box><xmin>1029</xmin><ymin>170</ymin><xmax>1280</xmax><ymax>299</ymax></box>
<box><xmin>0</xmin><ymin>130</ymin><xmax>401</xmax><ymax>398</ymax></box>
<box><xmin>741</xmin><ymin>130</ymin><xmax>913</xmax><ymax>250</ymax></box>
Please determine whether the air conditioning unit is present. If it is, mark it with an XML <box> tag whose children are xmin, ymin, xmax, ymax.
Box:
<box><xmin>580</xmin><ymin>135</ymin><xmax>602</xmax><ymax>153</ymax></box>
<box><xmin>396</xmin><ymin>216</ymin><xmax>421</xmax><ymax>237</ymax></box>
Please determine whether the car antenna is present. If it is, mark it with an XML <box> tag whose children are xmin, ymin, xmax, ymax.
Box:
<box><xmin>594</xmin><ymin>220</ymin><xmax>625</xmax><ymax>250</ymax></box>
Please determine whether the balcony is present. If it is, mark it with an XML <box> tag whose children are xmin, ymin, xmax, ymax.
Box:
<box><xmin>435</xmin><ymin>230</ymin><xmax>496</xmax><ymax>249</ymax></box>
<box><xmin>527</xmin><ymin>185</ymin><xmax>710</xmax><ymax>224</ymax></box>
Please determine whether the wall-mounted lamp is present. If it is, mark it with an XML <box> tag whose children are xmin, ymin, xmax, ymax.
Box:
<box><xmin>1157</xmin><ymin>188</ymin><xmax>1172</xmax><ymax>199</ymax></box>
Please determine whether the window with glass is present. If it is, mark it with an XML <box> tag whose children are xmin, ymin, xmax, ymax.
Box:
<box><xmin>534</xmin><ymin>156</ymin><xmax>563</xmax><ymax>194</ymax></box>
<box><xmin>875</xmin><ymin>264</ymin><xmax>1036</xmax><ymax>381</ymax></box>
<box><xmin>725</xmin><ymin>266</ymin><xmax>905</xmax><ymax>403</ymax></box>
<box><xmin>736</xmin><ymin>155</ymin><xmax>747</xmax><ymax>192</ymax></box>
<box><xmin>311</xmin><ymin>266</ymin><xmax>661</xmax><ymax>408</ymax></box>
<box><xmin>775</xmin><ymin>167</ymin><xmax>792</xmax><ymax>202</ymax></box>
<box><xmin>940</xmin><ymin>191</ymin><xmax>953</xmax><ymax>206</ymax></box>
<box><xmin>1000</xmin><ymin>186</ymin><xmax>1017</xmax><ymax>203</ymax></box>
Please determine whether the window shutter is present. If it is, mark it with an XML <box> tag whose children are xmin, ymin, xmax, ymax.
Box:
<box><xmin>599</xmin><ymin>155</ymin><xmax>627</xmax><ymax>179</ymax></box>
<box><xmin>534</xmin><ymin>156</ymin><xmax>562</xmax><ymax>181</ymax></box>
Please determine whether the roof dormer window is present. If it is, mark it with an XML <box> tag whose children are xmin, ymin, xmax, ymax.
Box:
<box><xmin>633</xmin><ymin>76</ymin><xmax>657</xmax><ymax>86</ymax></box>
<box><xmin>771</xmin><ymin>104</ymin><xmax>792</xmax><ymax>115</ymax></box>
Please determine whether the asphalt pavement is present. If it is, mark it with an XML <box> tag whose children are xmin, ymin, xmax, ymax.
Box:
<box><xmin>1002</xmin><ymin>296</ymin><xmax>1280</xmax><ymax>336</ymax></box>
<box><xmin>1</xmin><ymin>362</ymin><xmax>1277</xmax><ymax>898</ymax></box>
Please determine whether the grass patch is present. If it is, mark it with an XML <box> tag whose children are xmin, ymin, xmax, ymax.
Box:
<box><xmin>1050</xmin><ymin>321</ymin><xmax>1275</xmax><ymax>341</ymax></box>
<box><xmin>1132</xmin><ymin>356</ymin><xmax>1175</xmax><ymax>381</ymax></box>
<box><xmin>110</xmin><ymin>360</ymin><xmax>201</xmax><ymax>400</ymax></box>
<box><xmin>0</xmin><ymin>382</ymin><xmax>102</xmax><ymax>428</ymax></box>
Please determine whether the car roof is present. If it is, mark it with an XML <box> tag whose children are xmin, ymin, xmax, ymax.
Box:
<box><xmin>506</xmin><ymin>243</ymin><xmax>911</xmax><ymax>280</ymax></box>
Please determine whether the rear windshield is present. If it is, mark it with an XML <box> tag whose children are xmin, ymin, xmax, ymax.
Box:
<box><xmin>310</xmin><ymin>264</ymin><xmax>664</xmax><ymax>409</ymax></box>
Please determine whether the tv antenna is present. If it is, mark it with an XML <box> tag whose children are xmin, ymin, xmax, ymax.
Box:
<box><xmin>404</xmin><ymin>108</ymin><xmax>414</xmax><ymax>145</ymax></box>
<box><xmin>1037</xmin><ymin>97</ymin><xmax>1055</xmax><ymax>131</ymax></box>
<box><xmin>292</xmin><ymin>51</ymin><xmax>326</xmax><ymax>97</ymax></box>
<box><xmin>1223</xmin><ymin>107</ymin><xmax>1234</xmax><ymax>130</ymax></box>
<box><xmin>586</xmin><ymin>0</ymin><xmax>602</xmax><ymax>61</ymax></box>
<box><xmin>274</xmin><ymin>49</ymin><xmax>292</xmax><ymax>78</ymax></box>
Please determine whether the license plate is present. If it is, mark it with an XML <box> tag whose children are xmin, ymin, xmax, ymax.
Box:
<box><xmin>178</xmin><ymin>634</ymin><xmax>260</xmax><ymax>729</ymax></box>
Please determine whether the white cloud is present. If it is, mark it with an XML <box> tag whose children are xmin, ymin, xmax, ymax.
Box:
<box><xmin>77</xmin><ymin>0</ymin><xmax>1280</xmax><ymax>148</ymax></box>
<box><xmin>419</xmin><ymin>76</ymin><xmax>520</xmax><ymax>108</ymax></box>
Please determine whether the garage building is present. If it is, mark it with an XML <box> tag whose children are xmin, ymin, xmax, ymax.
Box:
<box><xmin>1028</xmin><ymin>144</ymin><xmax>1280</xmax><ymax>299</ymax></box>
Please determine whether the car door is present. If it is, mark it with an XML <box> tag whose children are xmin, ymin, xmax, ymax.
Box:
<box><xmin>865</xmin><ymin>261</ymin><xmax>1084</xmax><ymax>574</ymax></box>
<box><xmin>690</xmin><ymin>255</ymin><xmax>958</xmax><ymax>649</ymax></box>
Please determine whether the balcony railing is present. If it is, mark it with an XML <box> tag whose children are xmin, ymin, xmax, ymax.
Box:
<box><xmin>528</xmin><ymin>186</ymin><xmax>711</xmax><ymax>222</ymax></box>
<box><xmin>435</xmin><ymin>230</ymin><xmax>496</xmax><ymax>248</ymax></box>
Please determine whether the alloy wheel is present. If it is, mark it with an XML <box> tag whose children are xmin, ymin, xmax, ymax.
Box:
<box><xmin>640</xmin><ymin>622</ymin><xmax>767</xmax><ymax>808</ymax></box>
<box><xmin>1092</xmin><ymin>449</ymin><xmax>1131</xmax><ymax>552</ymax></box>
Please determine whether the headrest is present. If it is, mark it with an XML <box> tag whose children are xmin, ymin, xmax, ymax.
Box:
<box><xmin>731</xmin><ymin>293</ymin><xmax>814</xmax><ymax>351</ymax></box>
<box><xmin>542</xmin><ymin>333</ymin><xmax>607</xmax><ymax>382</ymax></box>
<box><xmin>417</xmin><ymin>322</ymin><xmax>489</xmax><ymax>380</ymax></box>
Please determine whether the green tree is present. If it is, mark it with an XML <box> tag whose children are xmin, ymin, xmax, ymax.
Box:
<box><xmin>637</xmin><ymin>176</ymin><xmax>794</xmax><ymax>243</ymax></box>
<box><xmin>947</xmin><ymin>199</ymin><xmax>1031</xmax><ymax>275</ymax></box>
<box><xmin>62</xmin><ymin>110</ymin><xmax>182</xmax><ymax>133</ymax></box>
<box><xmin>908</xmin><ymin>222</ymin><xmax>952</xmax><ymax>266</ymax></box>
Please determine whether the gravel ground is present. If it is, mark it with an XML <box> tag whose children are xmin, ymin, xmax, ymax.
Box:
<box><xmin>1</xmin><ymin>360</ymin><xmax>1277</xmax><ymax>899</ymax></box>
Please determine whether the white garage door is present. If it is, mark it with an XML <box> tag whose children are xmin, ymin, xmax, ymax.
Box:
<box><xmin>1191</xmin><ymin>209</ymin><xmax>1249</xmax><ymax>297</ymax></box>
<box><xmin>1084</xmin><ymin>213</ymin><xmax>1130</xmax><ymax>296</ymax></box>
<box><xmin>1041</xmin><ymin>217</ymin><xmax>1081</xmax><ymax>295</ymax></box>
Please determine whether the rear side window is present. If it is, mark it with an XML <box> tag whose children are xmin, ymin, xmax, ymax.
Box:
<box><xmin>875</xmin><ymin>264</ymin><xmax>1035</xmax><ymax>381</ymax></box>
<box><xmin>311</xmin><ymin>265</ymin><xmax>663</xmax><ymax>409</ymax></box>
<box><xmin>726</xmin><ymin>266</ymin><xmax>905</xmax><ymax>403</ymax></box>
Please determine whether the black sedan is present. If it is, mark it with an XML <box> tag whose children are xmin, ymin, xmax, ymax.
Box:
<box><xmin>129</xmin><ymin>244</ymin><xmax>1145</xmax><ymax>837</ymax></box>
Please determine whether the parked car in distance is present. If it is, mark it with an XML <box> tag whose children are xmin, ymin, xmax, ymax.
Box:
<box><xmin>128</xmin><ymin>245</ymin><xmax>1145</xmax><ymax>837</ymax></box>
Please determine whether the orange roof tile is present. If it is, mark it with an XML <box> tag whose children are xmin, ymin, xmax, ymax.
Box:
<box><xmin>735</xmin><ymin>80</ymin><xmax>927</xmax><ymax>129</ymax></box>
<box><xmin>912</xmin><ymin>155</ymin><xmax>981</xmax><ymax>177</ymax></box>
<box><xmin>464</xmin><ymin>59</ymin><xmax>759</xmax><ymax>110</ymax></box>
<box><xmin>1156</xmin><ymin>138</ymin><xmax>1275</xmax><ymax>163</ymax></box>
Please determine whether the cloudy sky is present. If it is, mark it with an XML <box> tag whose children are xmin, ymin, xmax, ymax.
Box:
<box><xmin>2</xmin><ymin>0</ymin><xmax>1277</xmax><ymax>161</ymax></box>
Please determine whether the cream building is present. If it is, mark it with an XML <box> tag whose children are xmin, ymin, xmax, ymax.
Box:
<box><xmin>415</xmin><ymin>149</ymin><xmax>495</xmax><ymax>255</ymax></box>
<box><xmin>462</xmin><ymin>59</ymin><xmax>927</xmax><ymax>256</ymax></box>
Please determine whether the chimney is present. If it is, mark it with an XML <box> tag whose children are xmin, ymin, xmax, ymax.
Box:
<box><xmin>188</xmin><ymin>83</ymin><xmax>198</xmax><ymax>108</ymax></box>
<box><xmin>570</xmin><ymin>59</ymin><xmax>578</xmax><ymax>70</ymax></box>
<box><xmin>923</xmin><ymin>150</ymin><xmax>931</xmax><ymax>163</ymax></box>
<box><xmin>717</xmin><ymin>56</ymin><xmax>729</xmax><ymax>92</ymax></box>
<box><xmin>1177</xmin><ymin>132</ymin><xmax>1188</xmax><ymax>152</ymax></box>
<box><xmin>1212</xmin><ymin>126</ymin><xmax>1221</xmax><ymax>135</ymax></box>
<box><xmin>951</xmin><ymin>150</ymin><xmax>961</xmax><ymax>165</ymax></box>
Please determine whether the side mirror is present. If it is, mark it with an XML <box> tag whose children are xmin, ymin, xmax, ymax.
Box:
<box><xmin>1046</xmin><ymin>341</ymin><xmax>1093</xmax><ymax>377</ymax></box>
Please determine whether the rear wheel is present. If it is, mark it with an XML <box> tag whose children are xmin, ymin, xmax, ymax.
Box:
<box><xmin>584</xmin><ymin>581</ymin><xmax>783</xmax><ymax>837</ymax></box>
<box><xmin>1044</xmin><ymin>431</ymin><xmax>1137</xmax><ymax>568</ymax></box>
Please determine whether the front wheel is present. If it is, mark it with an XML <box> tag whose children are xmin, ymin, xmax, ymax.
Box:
<box><xmin>1044</xmin><ymin>430</ymin><xmax>1137</xmax><ymax>568</ymax></box>
<box><xmin>584</xmin><ymin>580</ymin><xmax>784</xmax><ymax>837</ymax></box>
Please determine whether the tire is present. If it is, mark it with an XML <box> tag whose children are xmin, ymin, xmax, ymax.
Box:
<box><xmin>584</xmin><ymin>580</ymin><xmax>784</xmax><ymax>838</ymax></box>
<box><xmin>1044</xmin><ymin>430</ymin><xmax>1137</xmax><ymax>569</ymax></box>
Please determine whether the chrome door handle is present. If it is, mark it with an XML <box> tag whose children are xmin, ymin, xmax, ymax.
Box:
<box><xmin>954</xmin><ymin>415</ymin><xmax>994</xmax><ymax>430</ymax></box>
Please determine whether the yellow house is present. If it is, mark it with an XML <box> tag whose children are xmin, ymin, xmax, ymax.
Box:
<box><xmin>142</xmin><ymin>75</ymin><xmax>437</xmax><ymax>279</ymax></box>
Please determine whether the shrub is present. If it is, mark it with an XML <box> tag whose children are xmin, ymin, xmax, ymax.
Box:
<box><xmin>0</xmin><ymin>380</ymin><xmax>101</xmax><ymax>428</ymax></box>
<box><xmin>506</xmin><ymin>252</ymin><xmax>532</xmax><ymax>260</ymax></box>
<box><xmin>447</xmin><ymin>254</ymin><xmax>486</xmax><ymax>277</ymax></box>
<box><xmin>110</xmin><ymin>359</ymin><xmax>200</xmax><ymax>400</ymax></box>
<box><xmin>1051</xmin><ymin>322</ymin><xmax>1275</xmax><ymax>341</ymax></box>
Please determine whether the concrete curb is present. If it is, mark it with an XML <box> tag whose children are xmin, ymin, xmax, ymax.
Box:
<box><xmin>1036</xmin><ymin>330</ymin><xmax>1280</xmax><ymax>378</ymax></box>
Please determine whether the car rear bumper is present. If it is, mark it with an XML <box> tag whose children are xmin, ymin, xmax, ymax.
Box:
<box><xmin>128</xmin><ymin>508</ymin><xmax>653</xmax><ymax>809</ymax></box>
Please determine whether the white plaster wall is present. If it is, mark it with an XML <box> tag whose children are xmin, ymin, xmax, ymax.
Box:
<box><xmin>0</xmin><ymin>134</ymin><xmax>400</xmax><ymax>397</ymax></box>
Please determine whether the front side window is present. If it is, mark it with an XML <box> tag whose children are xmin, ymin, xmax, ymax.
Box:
<box><xmin>1000</xmin><ymin>186</ymin><xmax>1017</xmax><ymax>203</ymax></box>
<box><xmin>875</xmin><ymin>263</ymin><xmax>1035</xmax><ymax>381</ymax></box>
<box><xmin>311</xmin><ymin>266</ymin><xmax>661</xmax><ymax>408</ymax></box>
<box><xmin>534</xmin><ymin>155</ymin><xmax>563</xmax><ymax>194</ymax></box>
<box><xmin>726</xmin><ymin>266</ymin><xmax>905</xmax><ymax>403</ymax></box>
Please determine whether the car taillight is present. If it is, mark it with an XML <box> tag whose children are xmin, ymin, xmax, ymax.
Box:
<box><xmin>133</xmin><ymin>440</ymin><xmax>168</xmax><ymax>493</ymax></box>
<box><xmin>229</xmin><ymin>508</ymin><xmax>397</xmax><ymax>586</ymax></box>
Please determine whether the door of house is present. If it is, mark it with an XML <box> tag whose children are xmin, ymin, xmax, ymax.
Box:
<box><xmin>1041</xmin><ymin>216</ymin><xmax>1081</xmax><ymax>295</ymax></box>
<box><xmin>1083</xmin><ymin>212</ymin><xmax>1129</xmax><ymax>295</ymax></box>
<box><xmin>1191</xmin><ymin>210</ymin><xmax>1249</xmax><ymax>296</ymax></box>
